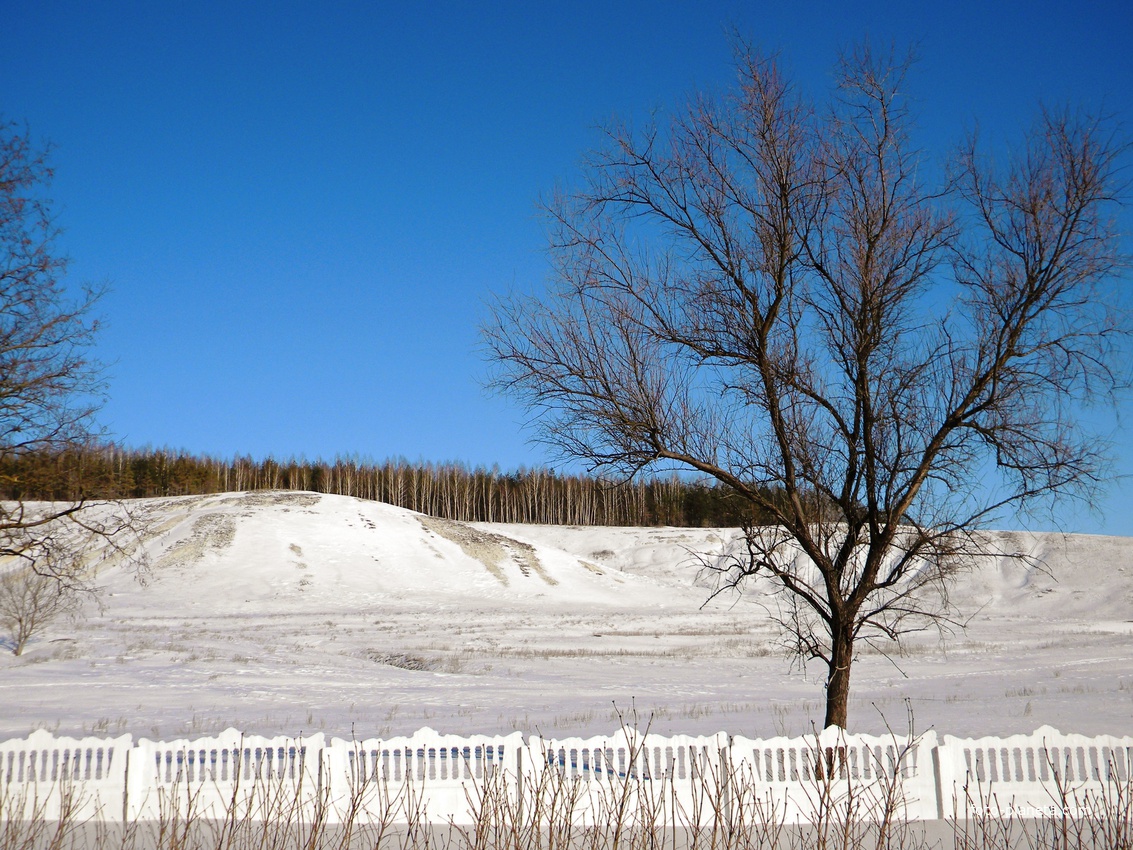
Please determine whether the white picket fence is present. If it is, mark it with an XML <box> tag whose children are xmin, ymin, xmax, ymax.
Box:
<box><xmin>1</xmin><ymin>726</ymin><xmax>1130</xmax><ymax>825</ymax></box>
<box><xmin>125</xmin><ymin>730</ymin><xmax>327</xmax><ymax>823</ymax></box>
<box><xmin>730</xmin><ymin>727</ymin><xmax>941</xmax><ymax>823</ymax></box>
<box><xmin>937</xmin><ymin>729</ymin><xmax>1133</xmax><ymax>817</ymax></box>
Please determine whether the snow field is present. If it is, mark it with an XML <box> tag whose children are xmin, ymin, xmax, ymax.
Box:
<box><xmin>1</xmin><ymin>491</ymin><xmax>1129</xmax><ymax>741</ymax></box>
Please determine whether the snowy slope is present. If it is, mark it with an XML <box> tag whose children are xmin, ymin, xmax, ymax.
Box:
<box><xmin>0</xmin><ymin>491</ymin><xmax>1130</xmax><ymax>742</ymax></box>
<box><xmin>495</xmin><ymin>523</ymin><xmax>1133</xmax><ymax>620</ymax></box>
<box><xmin>98</xmin><ymin>491</ymin><xmax>671</xmax><ymax>610</ymax></box>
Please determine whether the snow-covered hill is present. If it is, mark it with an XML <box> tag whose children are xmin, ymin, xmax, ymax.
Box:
<box><xmin>1</xmin><ymin>491</ymin><xmax>1129</xmax><ymax>741</ymax></box>
<box><xmin>97</xmin><ymin>490</ymin><xmax>674</xmax><ymax>610</ymax></box>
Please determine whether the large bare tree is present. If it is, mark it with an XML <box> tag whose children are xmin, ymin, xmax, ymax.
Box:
<box><xmin>483</xmin><ymin>46</ymin><xmax>1129</xmax><ymax>728</ymax></box>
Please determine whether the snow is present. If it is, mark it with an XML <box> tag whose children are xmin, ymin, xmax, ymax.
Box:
<box><xmin>1</xmin><ymin>491</ymin><xmax>1129</xmax><ymax>742</ymax></box>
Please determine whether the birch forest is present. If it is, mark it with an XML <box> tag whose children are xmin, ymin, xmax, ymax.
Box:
<box><xmin>1</xmin><ymin>446</ymin><xmax>787</xmax><ymax>527</ymax></box>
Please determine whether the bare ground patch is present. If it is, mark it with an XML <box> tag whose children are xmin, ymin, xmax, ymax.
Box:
<box><xmin>154</xmin><ymin>513</ymin><xmax>237</xmax><ymax>570</ymax></box>
<box><xmin>240</xmin><ymin>492</ymin><xmax>322</xmax><ymax>508</ymax></box>
<box><xmin>417</xmin><ymin>516</ymin><xmax>557</xmax><ymax>586</ymax></box>
<box><xmin>418</xmin><ymin>516</ymin><xmax>508</xmax><ymax>584</ymax></box>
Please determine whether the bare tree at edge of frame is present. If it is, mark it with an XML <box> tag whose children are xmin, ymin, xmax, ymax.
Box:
<box><xmin>482</xmin><ymin>44</ymin><xmax>1130</xmax><ymax>729</ymax></box>
<box><xmin>0</xmin><ymin>120</ymin><xmax>139</xmax><ymax>655</ymax></box>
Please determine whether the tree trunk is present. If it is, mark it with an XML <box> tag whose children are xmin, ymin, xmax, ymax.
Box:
<box><xmin>824</xmin><ymin>624</ymin><xmax>854</xmax><ymax>729</ymax></box>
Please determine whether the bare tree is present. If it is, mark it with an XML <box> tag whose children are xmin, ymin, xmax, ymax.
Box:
<box><xmin>483</xmin><ymin>45</ymin><xmax>1129</xmax><ymax>729</ymax></box>
<box><xmin>0</xmin><ymin>552</ymin><xmax>82</xmax><ymax>656</ymax></box>
<box><xmin>0</xmin><ymin>121</ymin><xmax>129</xmax><ymax>652</ymax></box>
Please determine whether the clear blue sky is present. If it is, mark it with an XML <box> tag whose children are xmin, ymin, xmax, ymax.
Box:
<box><xmin>4</xmin><ymin>0</ymin><xmax>1132</xmax><ymax>534</ymax></box>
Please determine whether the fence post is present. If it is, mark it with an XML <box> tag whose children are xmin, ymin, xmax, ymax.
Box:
<box><xmin>720</xmin><ymin>737</ymin><xmax>732</xmax><ymax>831</ymax></box>
<box><xmin>931</xmin><ymin>743</ymin><xmax>945</xmax><ymax>821</ymax></box>
<box><xmin>515</xmin><ymin>742</ymin><xmax>524</xmax><ymax>825</ymax></box>
<box><xmin>315</xmin><ymin>744</ymin><xmax>323</xmax><ymax>814</ymax></box>
<box><xmin>121</xmin><ymin>745</ymin><xmax>129</xmax><ymax>825</ymax></box>
<box><xmin>124</xmin><ymin>737</ymin><xmax>155</xmax><ymax>823</ymax></box>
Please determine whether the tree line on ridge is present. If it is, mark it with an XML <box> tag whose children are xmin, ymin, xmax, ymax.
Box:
<box><xmin>0</xmin><ymin>446</ymin><xmax>790</xmax><ymax>527</ymax></box>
